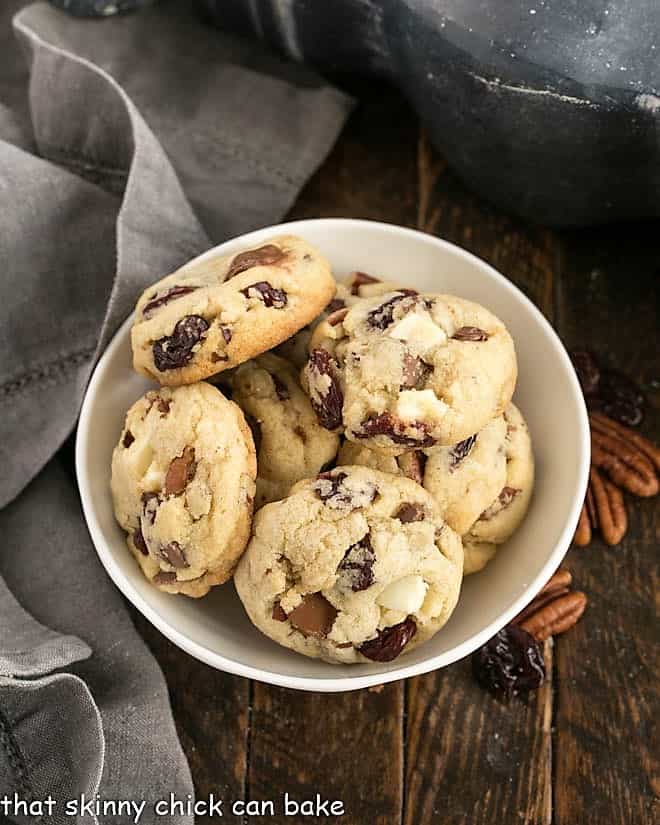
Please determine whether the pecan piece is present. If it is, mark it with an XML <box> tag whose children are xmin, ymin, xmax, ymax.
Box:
<box><xmin>452</xmin><ymin>326</ymin><xmax>489</xmax><ymax>341</ymax></box>
<box><xmin>355</xmin><ymin>412</ymin><xmax>436</xmax><ymax>448</ymax></box>
<box><xmin>589</xmin><ymin>467</ymin><xmax>628</xmax><ymax>545</ymax></box>
<box><xmin>395</xmin><ymin>502</ymin><xmax>425</xmax><ymax>523</ymax></box>
<box><xmin>240</xmin><ymin>281</ymin><xmax>287</xmax><ymax>308</ymax></box>
<box><xmin>306</xmin><ymin>348</ymin><xmax>343</xmax><ymax>430</ymax></box>
<box><xmin>153</xmin><ymin>571</ymin><xmax>177</xmax><ymax>585</ymax></box>
<box><xmin>349</xmin><ymin>271</ymin><xmax>380</xmax><ymax>294</ymax></box>
<box><xmin>143</xmin><ymin>285</ymin><xmax>198</xmax><ymax>317</ymax></box>
<box><xmin>226</xmin><ymin>244</ymin><xmax>285</xmax><ymax>280</ymax></box>
<box><xmin>591</xmin><ymin>427</ymin><xmax>658</xmax><ymax>497</ymax></box>
<box><xmin>153</xmin><ymin>315</ymin><xmax>209</xmax><ymax>371</ymax></box>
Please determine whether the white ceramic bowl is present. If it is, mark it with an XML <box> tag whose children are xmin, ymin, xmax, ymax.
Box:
<box><xmin>76</xmin><ymin>218</ymin><xmax>589</xmax><ymax>692</ymax></box>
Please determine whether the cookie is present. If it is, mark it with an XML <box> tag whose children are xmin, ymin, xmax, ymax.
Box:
<box><xmin>463</xmin><ymin>404</ymin><xmax>535</xmax><ymax>573</ymax></box>
<box><xmin>338</xmin><ymin>413</ymin><xmax>508</xmax><ymax>535</ymax></box>
<box><xmin>131</xmin><ymin>235</ymin><xmax>335</xmax><ymax>385</ymax></box>
<box><xmin>234</xmin><ymin>466</ymin><xmax>463</xmax><ymax>664</ymax></box>
<box><xmin>230</xmin><ymin>353</ymin><xmax>340</xmax><ymax>507</ymax></box>
<box><xmin>111</xmin><ymin>382</ymin><xmax>256</xmax><ymax>597</ymax></box>
<box><xmin>275</xmin><ymin>270</ymin><xmax>403</xmax><ymax>369</ymax></box>
<box><xmin>303</xmin><ymin>291</ymin><xmax>517</xmax><ymax>453</ymax></box>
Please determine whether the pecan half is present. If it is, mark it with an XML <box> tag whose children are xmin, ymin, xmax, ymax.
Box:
<box><xmin>452</xmin><ymin>326</ymin><xmax>489</xmax><ymax>341</ymax></box>
<box><xmin>589</xmin><ymin>467</ymin><xmax>628</xmax><ymax>545</ymax></box>
<box><xmin>513</xmin><ymin>569</ymin><xmax>587</xmax><ymax>642</ymax></box>
<box><xmin>591</xmin><ymin>427</ymin><xmax>658</xmax><ymax>497</ymax></box>
<box><xmin>573</xmin><ymin>502</ymin><xmax>592</xmax><ymax>547</ymax></box>
<box><xmin>589</xmin><ymin>412</ymin><xmax>660</xmax><ymax>473</ymax></box>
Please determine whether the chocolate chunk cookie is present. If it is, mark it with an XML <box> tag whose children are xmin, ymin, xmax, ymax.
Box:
<box><xmin>303</xmin><ymin>291</ymin><xmax>517</xmax><ymax>453</ymax></box>
<box><xmin>463</xmin><ymin>404</ymin><xmax>535</xmax><ymax>573</ymax></box>
<box><xmin>131</xmin><ymin>235</ymin><xmax>335</xmax><ymax>385</ymax></box>
<box><xmin>230</xmin><ymin>353</ymin><xmax>340</xmax><ymax>507</ymax></box>
<box><xmin>234</xmin><ymin>466</ymin><xmax>463</xmax><ymax>663</ymax></box>
<box><xmin>338</xmin><ymin>413</ymin><xmax>508</xmax><ymax>535</ymax></box>
<box><xmin>111</xmin><ymin>382</ymin><xmax>256</xmax><ymax>596</ymax></box>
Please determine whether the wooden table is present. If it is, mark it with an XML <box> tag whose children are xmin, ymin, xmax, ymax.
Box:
<box><xmin>135</xmin><ymin>86</ymin><xmax>659</xmax><ymax>825</ymax></box>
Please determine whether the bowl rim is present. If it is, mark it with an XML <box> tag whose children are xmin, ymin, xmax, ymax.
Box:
<box><xmin>75</xmin><ymin>217</ymin><xmax>590</xmax><ymax>692</ymax></box>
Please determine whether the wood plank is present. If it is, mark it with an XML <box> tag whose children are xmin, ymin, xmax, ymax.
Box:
<box><xmin>249</xmin><ymin>682</ymin><xmax>404</xmax><ymax>823</ymax></box>
<box><xmin>552</xmin><ymin>223</ymin><xmax>659</xmax><ymax>825</ymax></box>
<box><xmin>133</xmin><ymin>612</ymin><xmax>250</xmax><ymax>824</ymax></box>
<box><xmin>404</xmin><ymin>128</ymin><xmax>557</xmax><ymax>825</ymax></box>
<box><xmin>244</xmin><ymin>86</ymin><xmax>418</xmax><ymax>825</ymax></box>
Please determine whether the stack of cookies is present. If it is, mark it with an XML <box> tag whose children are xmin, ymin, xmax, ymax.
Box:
<box><xmin>111</xmin><ymin>235</ymin><xmax>534</xmax><ymax>664</ymax></box>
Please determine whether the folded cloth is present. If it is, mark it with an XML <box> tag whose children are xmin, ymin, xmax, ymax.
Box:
<box><xmin>0</xmin><ymin>1</ymin><xmax>352</xmax><ymax>821</ymax></box>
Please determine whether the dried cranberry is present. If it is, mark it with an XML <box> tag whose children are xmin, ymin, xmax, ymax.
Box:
<box><xmin>122</xmin><ymin>430</ymin><xmax>135</xmax><ymax>448</ymax></box>
<box><xmin>226</xmin><ymin>244</ymin><xmax>285</xmax><ymax>280</ymax></box>
<box><xmin>472</xmin><ymin>625</ymin><xmax>545</xmax><ymax>696</ymax></box>
<box><xmin>338</xmin><ymin>534</ymin><xmax>375</xmax><ymax>591</ymax></box>
<box><xmin>313</xmin><ymin>471</ymin><xmax>376</xmax><ymax>509</ymax></box>
<box><xmin>367</xmin><ymin>291</ymin><xmax>418</xmax><ymax>330</ymax></box>
<box><xmin>569</xmin><ymin>350</ymin><xmax>601</xmax><ymax>396</ymax></box>
<box><xmin>240</xmin><ymin>281</ymin><xmax>287</xmax><ymax>308</ymax></box>
<box><xmin>271</xmin><ymin>372</ymin><xmax>290</xmax><ymax>401</ymax></box>
<box><xmin>307</xmin><ymin>349</ymin><xmax>343</xmax><ymax>430</ymax></box>
<box><xmin>598</xmin><ymin>369</ymin><xmax>645</xmax><ymax>423</ymax></box>
<box><xmin>143</xmin><ymin>285</ymin><xmax>198</xmax><ymax>317</ymax></box>
<box><xmin>159</xmin><ymin>541</ymin><xmax>189</xmax><ymax>569</ymax></box>
<box><xmin>452</xmin><ymin>326</ymin><xmax>489</xmax><ymax>342</ymax></box>
<box><xmin>153</xmin><ymin>315</ymin><xmax>209</xmax><ymax>371</ymax></box>
<box><xmin>220</xmin><ymin>326</ymin><xmax>232</xmax><ymax>344</ymax></box>
<box><xmin>133</xmin><ymin>527</ymin><xmax>149</xmax><ymax>556</ymax></box>
<box><xmin>449</xmin><ymin>434</ymin><xmax>477</xmax><ymax>469</ymax></box>
<box><xmin>356</xmin><ymin>412</ymin><xmax>436</xmax><ymax>448</ymax></box>
<box><xmin>401</xmin><ymin>352</ymin><xmax>433</xmax><ymax>390</ymax></box>
<box><xmin>359</xmin><ymin>618</ymin><xmax>418</xmax><ymax>662</ymax></box>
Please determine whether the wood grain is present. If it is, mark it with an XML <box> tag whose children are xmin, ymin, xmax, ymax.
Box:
<box><xmin>404</xmin><ymin>127</ymin><xmax>557</xmax><ymax>825</ymax></box>
<box><xmin>552</xmin><ymin>224</ymin><xmax>659</xmax><ymax>825</ymax></box>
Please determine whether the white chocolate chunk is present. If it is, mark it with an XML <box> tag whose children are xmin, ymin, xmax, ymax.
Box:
<box><xmin>377</xmin><ymin>575</ymin><xmax>428</xmax><ymax>613</ymax></box>
<box><xmin>142</xmin><ymin>460</ymin><xmax>165</xmax><ymax>492</ymax></box>
<box><xmin>397</xmin><ymin>389</ymin><xmax>448</xmax><ymax>421</ymax></box>
<box><xmin>388</xmin><ymin>314</ymin><xmax>447</xmax><ymax>352</ymax></box>
<box><xmin>127</xmin><ymin>436</ymin><xmax>154</xmax><ymax>477</ymax></box>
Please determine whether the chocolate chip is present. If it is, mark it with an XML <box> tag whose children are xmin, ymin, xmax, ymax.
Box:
<box><xmin>401</xmin><ymin>352</ymin><xmax>433</xmax><ymax>390</ymax></box>
<box><xmin>153</xmin><ymin>571</ymin><xmax>177</xmax><ymax>585</ymax></box>
<box><xmin>157</xmin><ymin>397</ymin><xmax>171</xmax><ymax>416</ymax></box>
<box><xmin>367</xmin><ymin>291</ymin><xmax>419</xmax><ymax>330</ymax></box>
<box><xmin>338</xmin><ymin>534</ymin><xmax>376</xmax><ymax>591</ymax></box>
<box><xmin>164</xmin><ymin>446</ymin><xmax>196</xmax><ymax>496</ymax></box>
<box><xmin>400</xmin><ymin>451</ymin><xmax>427</xmax><ymax>485</ymax></box>
<box><xmin>326</xmin><ymin>298</ymin><xmax>346</xmax><ymax>313</ymax></box>
<box><xmin>220</xmin><ymin>326</ymin><xmax>232</xmax><ymax>344</ymax></box>
<box><xmin>449</xmin><ymin>434</ymin><xmax>477</xmax><ymax>469</ymax></box>
<box><xmin>122</xmin><ymin>430</ymin><xmax>135</xmax><ymax>448</ymax></box>
<box><xmin>395</xmin><ymin>503</ymin><xmax>425</xmax><ymax>523</ymax></box>
<box><xmin>141</xmin><ymin>492</ymin><xmax>160</xmax><ymax>525</ymax></box>
<box><xmin>356</xmin><ymin>412</ymin><xmax>436</xmax><ymax>448</ymax></box>
<box><xmin>288</xmin><ymin>593</ymin><xmax>338</xmax><ymax>638</ymax></box>
<box><xmin>240</xmin><ymin>281</ymin><xmax>287</xmax><ymax>308</ymax></box>
<box><xmin>143</xmin><ymin>285</ymin><xmax>198</xmax><ymax>317</ymax></box>
<box><xmin>271</xmin><ymin>372</ymin><xmax>290</xmax><ymax>401</ymax></box>
<box><xmin>245</xmin><ymin>414</ymin><xmax>262</xmax><ymax>454</ymax></box>
<box><xmin>307</xmin><ymin>348</ymin><xmax>343</xmax><ymax>430</ymax></box>
<box><xmin>159</xmin><ymin>541</ymin><xmax>189</xmax><ymax>569</ymax></box>
<box><xmin>452</xmin><ymin>326</ymin><xmax>489</xmax><ymax>342</ymax></box>
<box><xmin>153</xmin><ymin>315</ymin><xmax>209</xmax><ymax>371</ymax></box>
<box><xmin>272</xmin><ymin>603</ymin><xmax>288</xmax><ymax>622</ymax></box>
<box><xmin>480</xmin><ymin>486</ymin><xmax>520</xmax><ymax>520</ymax></box>
<box><xmin>359</xmin><ymin>617</ymin><xmax>417</xmax><ymax>662</ymax></box>
<box><xmin>226</xmin><ymin>244</ymin><xmax>285</xmax><ymax>280</ymax></box>
<box><xmin>349</xmin><ymin>271</ymin><xmax>380</xmax><ymax>294</ymax></box>
<box><xmin>133</xmin><ymin>527</ymin><xmax>149</xmax><ymax>555</ymax></box>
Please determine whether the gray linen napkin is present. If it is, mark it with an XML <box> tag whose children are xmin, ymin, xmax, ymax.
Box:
<box><xmin>0</xmin><ymin>2</ymin><xmax>352</xmax><ymax>822</ymax></box>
